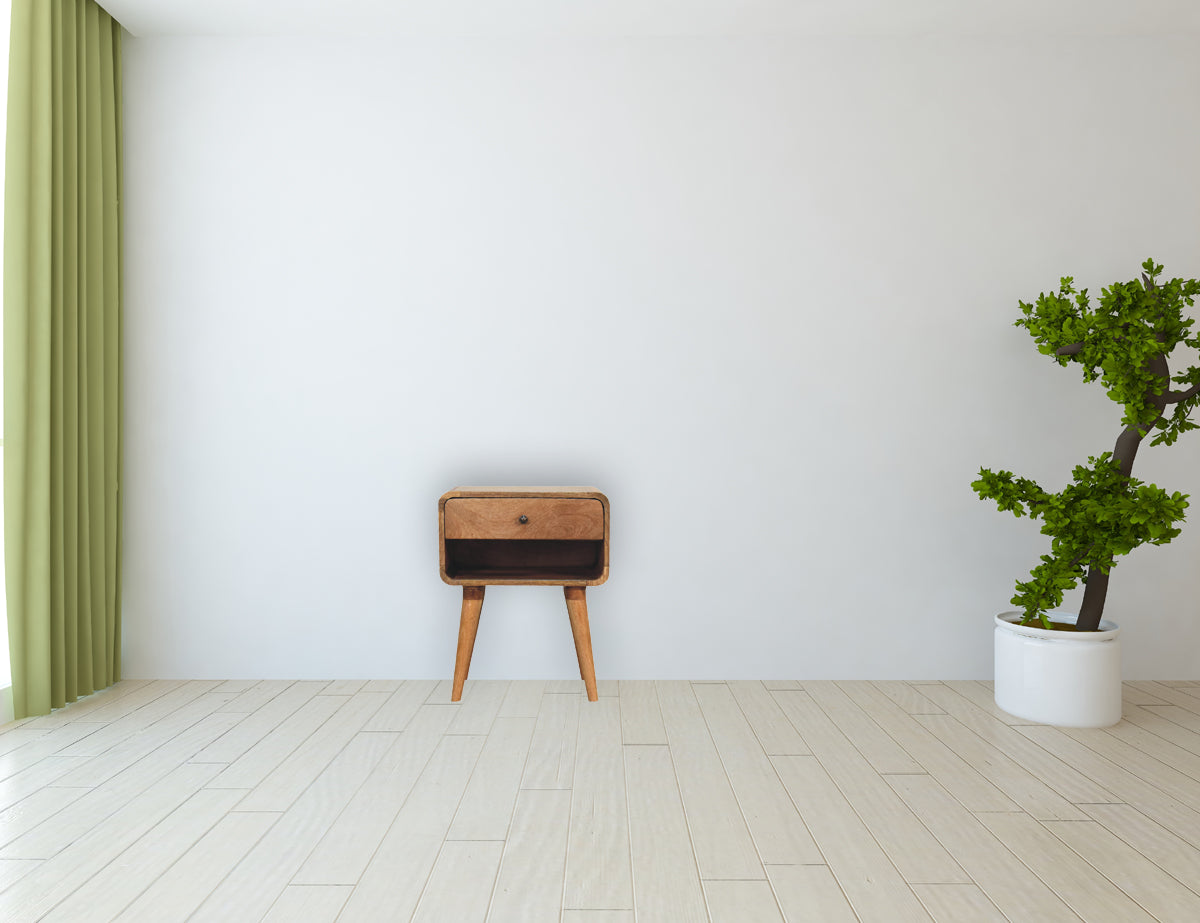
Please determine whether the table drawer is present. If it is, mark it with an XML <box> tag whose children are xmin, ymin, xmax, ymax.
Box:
<box><xmin>444</xmin><ymin>497</ymin><xmax>604</xmax><ymax>541</ymax></box>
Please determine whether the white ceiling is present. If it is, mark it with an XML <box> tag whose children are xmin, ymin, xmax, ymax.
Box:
<box><xmin>101</xmin><ymin>0</ymin><xmax>1200</xmax><ymax>39</ymax></box>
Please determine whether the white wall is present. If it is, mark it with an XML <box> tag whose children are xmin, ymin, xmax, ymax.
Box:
<box><xmin>121</xmin><ymin>32</ymin><xmax>1200</xmax><ymax>681</ymax></box>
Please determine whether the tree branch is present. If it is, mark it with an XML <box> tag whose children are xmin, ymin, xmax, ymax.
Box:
<box><xmin>1055</xmin><ymin>343</ymin><xmax>1084</xmax><ymax>356</ymax></box>
<box><xmin>1067</xmin><ymin>543</ymin><xmax>1096</xmax><ymax>571</ymax></box>
<box><xmin>1164</xmin><ymin>382</ymin><xmax>1200</xmax><ymax>404</ymax></box>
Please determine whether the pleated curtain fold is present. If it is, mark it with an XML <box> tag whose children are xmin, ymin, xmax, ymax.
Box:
<box><xmin>4</xmin><ymin>0</ymin><xmax>123</xmax><ymax>719</ymax></box>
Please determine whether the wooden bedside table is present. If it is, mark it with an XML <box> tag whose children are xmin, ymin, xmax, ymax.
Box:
<box><xmin>439</xmin><ymin>486</ymin><xmax>609</xmax><ymax>702</ymax></box>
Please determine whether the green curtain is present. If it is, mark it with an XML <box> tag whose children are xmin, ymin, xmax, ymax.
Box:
<box><xmin>4</xmin><ymin>0</ymin><xmax>123</xmax><ymax>719</ymax></box>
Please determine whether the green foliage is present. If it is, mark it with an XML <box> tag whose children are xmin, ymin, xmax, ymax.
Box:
<box><xmin>977</xmin><ymin>258</ymin><xmax>1200</xmax><ymax>625</ymax></box>
<box><xmin>1016</xmin><ymin>259</ymin><xmax>1200</xmax><ymax>444</ymax></box>
<box><xmin>972</xmin><ymin>455</ymin><xmax>1188</xmax><ymax>625</ymax></box>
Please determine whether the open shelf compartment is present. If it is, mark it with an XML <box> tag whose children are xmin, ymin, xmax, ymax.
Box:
<box><xmin>442</xmin><ymin>538</ymin><xmax>605</xmax><ymax>583</ymax></box>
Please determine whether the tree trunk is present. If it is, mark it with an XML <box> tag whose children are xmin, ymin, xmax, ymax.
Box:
<box><xmin>1075</xmin><ymin>567</ymin><xmax>1109</xmax><ymax>632</ymax></box>
<box><xmin>1075</xmin><ymin>352</ymin><xmax>1169</xmax><ymax>631</ymax></box>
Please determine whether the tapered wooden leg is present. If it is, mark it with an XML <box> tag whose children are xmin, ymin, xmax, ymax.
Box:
<box><xmin>564</xmin><ymin>586</ymin><xmax>598</xmax><ymax>702</ymax></box>
<box><xmin>452</xmin><ymin>586</ymin><xmax>485</xmax><ymax>702</ymax></box>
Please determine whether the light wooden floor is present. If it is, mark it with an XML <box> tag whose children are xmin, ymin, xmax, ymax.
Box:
<box><xmin>2</xmin><ymin>680</ymin><xmax>1200</xmax><ymax>922</ymax></box>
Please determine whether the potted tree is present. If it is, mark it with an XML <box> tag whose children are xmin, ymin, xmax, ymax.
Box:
<box><xmin>973</xmin><ymin>259</ymin><xmax>1200</xmax><ymax>727</ymax></box>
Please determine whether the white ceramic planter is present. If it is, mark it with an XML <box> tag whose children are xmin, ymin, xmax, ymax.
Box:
<box><xmin>993</xmin><ymin>611</ymin><xmax>1122</xmax><ymax>727</ymax></box>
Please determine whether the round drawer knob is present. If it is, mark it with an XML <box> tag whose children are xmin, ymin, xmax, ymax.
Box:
<box><xmin>519</xmin><ymin>515</ymin><xmax>529</xmax><ymax>524</ymax></box>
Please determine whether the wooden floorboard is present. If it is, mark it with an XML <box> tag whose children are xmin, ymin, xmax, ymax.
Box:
<box><xmin>486</xmin><ymin>789</ymin><xmax>572</xmax><ymax>921</ymax></box>
<box><xmin>1</xmin><ymin>678</ymin><xmax>1198</xmax><ymax>921</ymax></box>
<box><xmin>656</xmin><ymin>681</ymin><xmax>762</xmax><ymax>880</ymax></box>
<box><xmin>563</xmin><ymin>697</ymin><xmax>632</xmax><ymax>912</ymax></box>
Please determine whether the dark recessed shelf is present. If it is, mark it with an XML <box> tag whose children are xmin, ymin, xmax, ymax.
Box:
<box><xmin>443</xmin><ymin>539</ymin><xmax>605</xmax><ymax>582</ymax></box>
